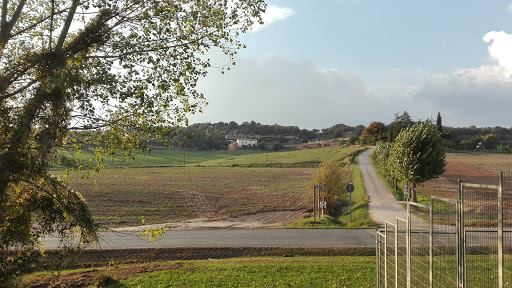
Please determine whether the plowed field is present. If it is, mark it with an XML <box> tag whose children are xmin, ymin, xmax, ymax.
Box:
<box><xmin>61</xmin><ymin>167</ymin><xmax>314</xmax><ymax>228</ymax></box>
<box><xmin>420</xmin><ymin>152</ymin><xmax>512</xmax><ymax>199</ymax></box>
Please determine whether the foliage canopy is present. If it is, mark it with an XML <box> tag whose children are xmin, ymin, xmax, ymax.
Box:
<box><xmin>389</xmin><ymin>120</ymin><xmax>446</xmax><ymax>201</ymax></box>
<box><xmin>0</xmin><ymin>0</ymin><xmax>265</xmax><ymax>283</ymax></box>
<box><xmin>361</xmin><ymin>121</ymin><xmax>386</xmax><ymax>140</ymax></box>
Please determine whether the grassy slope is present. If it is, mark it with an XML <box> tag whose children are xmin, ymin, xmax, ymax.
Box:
<box><xmin>195</xmin><ymin>146</ymin><xmax>366</xmax><ymax>167</ymax></box>
<box><xmin>23</xmin><ymin>256</ymin><xmax>376</xmax><ymax>287</ymax></box>
<box><xmin>118</xmin><ymin>257</ymin><xmax>375</xmax><ymax>287</ymax></box>
<box><xmin>52</xmin><ymin>146</ymin><xmax>267</xmax><ymax>170</ymax></box>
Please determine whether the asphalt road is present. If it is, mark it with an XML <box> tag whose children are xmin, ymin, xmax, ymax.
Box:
<box><xmin>41</xmin><ymin>229</ymin><xmax>376</xmax><ymax>249</ymax></box>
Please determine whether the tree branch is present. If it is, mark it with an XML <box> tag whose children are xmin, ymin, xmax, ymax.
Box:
<box><xmin>55</xmin><ymin>0</ymin><xmax>79</xmax><ymax>52</ymax></box>
<box><xmin>1</xmin><ymin>0</ymin><xmax>8</xmax><ymax>29</ymax></box>
<box><xmin>0</xmin><ymin>79</ymin><xmax>37</xmax><ymax>101</ymax></box>
<box><xmin>5</xmin><ymin>0</ymin><xmax>26</xmax><ymax>33</ymax></box>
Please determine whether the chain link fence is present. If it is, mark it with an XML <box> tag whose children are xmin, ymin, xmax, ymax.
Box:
<box><xmin>376</xmin><ymin>172</ymin><xmax>512</xmax><ymax>288</ymax></box>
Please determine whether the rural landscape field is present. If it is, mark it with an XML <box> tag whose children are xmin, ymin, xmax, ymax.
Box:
<box><xmin>24</xmin><ymin>145</ymin><xmax>512</xmax><ymax>287</ymax></box>
<box><xmin>56</xmin><ymin>145</ymin><xmax>365</xmax><ymax>229</ymax></box>
<box><xmin>420</xmin><ymin>152</ymin><xmax>512</xmax><ymax>199</ymax></box>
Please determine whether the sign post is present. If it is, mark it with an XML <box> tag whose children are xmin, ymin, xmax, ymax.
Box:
<box><xmin>403</xmin><ymin>183</ymin><xmax>409</xmax><ymax>201</ymax></box>
<box><xmin>345</xmin><ymin>183</ymin><xmax>355</xmax><ymax>223</ymax></box>
<box><xmin>319</xmin><ymin>197</ymin><xmax>326</xmax><ymax>220</ymax></box>
<box><xmin>313</xmin><ymin>184</ymin><xmax>322</xmax><ymax>222</ymax></box>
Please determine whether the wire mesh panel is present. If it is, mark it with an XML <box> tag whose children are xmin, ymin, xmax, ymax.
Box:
<box><xmin>501</xmin><ymin>172</ymin><xmax>512</xmax><ymax>287</ymax></box>
<box><xmin>409</xmin><ymin>202</ymin><xmax>431</xmax><ymax>288</ymax></box>
<box><xmin>386</xmin><ymin>222</ymin><xmax>397</xmax><ymax>288</ymax></box>
<box><xmin>377</xmin><ymin>231</ymin><xmax>386</xmax><ymax>288</ymax></box>
<box><xmin>462</xmin><ymin>183</ymin><xmax>500</xmax><ymax>288</ymax></box>
<box><xmin>431</xmin><ymin>196</ymin><xmax>458</xmax><ymax>287</ymax></box>
<box><xmin>396</xmin><ymin>218</ymin><xmax>408</xmax><ymax>288</ymax></box>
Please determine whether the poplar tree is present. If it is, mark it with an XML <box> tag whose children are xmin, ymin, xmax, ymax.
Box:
<box><xmin>389</xmin><ymin>120</ymin><xmax>446</xmax><ymax>202</ymax></box>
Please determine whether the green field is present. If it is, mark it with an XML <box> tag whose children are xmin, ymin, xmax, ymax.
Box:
<box><xmin>53</xmin><ymin>146</ymin><xmax>267</xmax><ymax>170</ymax></box>
<box><xmin>196</xmin><ymin>146</ymin><xmax>365</xmax><ymax>167</ymax></box>
<box><xmin>53</xmin><ymin>145</ymin><xmax>365</xmax><ymax>170</ymax></box>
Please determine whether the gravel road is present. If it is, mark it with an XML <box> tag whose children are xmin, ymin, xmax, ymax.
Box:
<box><xmin>359</xmin><ymin>148</ymin><xmax>428</xmax><ymax>227</ymax></box>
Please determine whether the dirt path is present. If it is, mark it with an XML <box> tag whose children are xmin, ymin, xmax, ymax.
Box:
<box><xmin>359</xmin><ymin>148</ymin><xmax>428</xmax><ymax>228</ymax></box>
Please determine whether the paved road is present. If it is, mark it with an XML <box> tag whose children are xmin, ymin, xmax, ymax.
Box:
<box><xmin>41</xmin><ymin>229</ymin><xmax>376</xmax><ymax>249</ymax></box>
<box><xmin>359</xmin><ymin>148</ymin><xmax>428</xmax><ymax>227</ymax></box>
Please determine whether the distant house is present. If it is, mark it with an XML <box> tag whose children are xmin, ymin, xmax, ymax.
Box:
<box><xmin>237</xmin><ymin>138</ymin><xmax>257</xmax><ymax>148</ymax></box>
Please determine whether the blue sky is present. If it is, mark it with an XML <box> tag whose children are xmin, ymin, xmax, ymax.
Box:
<box><xmin>192</xmin><ymin>0</ymin><xmax>512</xmax><ymax>129</ymax></box>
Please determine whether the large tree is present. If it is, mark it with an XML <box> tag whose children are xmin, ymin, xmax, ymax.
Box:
<box><xmin>361</xmin><ymin>121</ymin><xmax>386</xmax><ymax>140</ymax></box>
<box><xmin>389</xmin><ymin>120</ymin><xmax>446</xmax><ymax>202</ymax></box>
<box><xmin>387</xmin><ymin>111</ymin><xmax>415</xmax><ymax>141</ymax></box>
<box><xmin>0</xmin><ymin>0</ymin><xmax>265</xmax><ymax>283</ymax></box>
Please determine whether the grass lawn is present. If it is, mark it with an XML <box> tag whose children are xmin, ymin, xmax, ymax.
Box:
<box><xmin>23</xmin><ymin>256</ymin><xmax>376</xmax><ymax>287</ymax></box>
<box><xmin>119</xmin><ymin>257</ymin><xmax>375</xmax><ymax>288</ymax></box>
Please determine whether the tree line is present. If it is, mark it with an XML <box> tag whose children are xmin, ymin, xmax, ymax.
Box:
<box><xmin>361</xmin><ymin>111</ymin><xmax>512</xmax><ymax>152</ymax></box>
<box><xmin>169</xmin><ymin>121</ymin><xmax>364</xmax><ymax>151</ymax></box>
<box><xmin>166</xmin><ymin>114</ymin><xmax>512</xmax><ymax>152</ymax></box>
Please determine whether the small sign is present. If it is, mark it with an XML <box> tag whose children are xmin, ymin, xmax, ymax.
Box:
<box><xmin>346</xmin><ymin>183</ymin><xmax>355</xmax><ymax>193</ymax></box>
<box><xmin>403</xmin><ymin>184</ymin><xmax>408</xmax><ymax>189</ymax></box>
<box><xmin>319</xmin><ymin>201</ymin><xmax>327</xmax><ymax>208</ymax></box>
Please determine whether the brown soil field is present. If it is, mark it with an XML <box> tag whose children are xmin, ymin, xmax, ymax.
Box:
<box><xmin>420</xmin><ymin>152</ymin><xmax>512</xmax><ymax>199</ymax></box>
<box><xmin>60</xmin><ymin>167</ymin><xmax>314</xmax><ymax>228</ymax></box>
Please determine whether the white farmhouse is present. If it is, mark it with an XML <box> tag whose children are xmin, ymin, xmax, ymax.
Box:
<box><xmin>237</xmin><ymin>138</ymin><xmax>257</xmax><ymax>148</ymax></box>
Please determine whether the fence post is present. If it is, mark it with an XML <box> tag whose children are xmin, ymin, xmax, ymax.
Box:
<box><xmin>407</xmin><ymin>202</ymin><xmax>411</xmax><ymax>288</ymax></box>
<box><xmin>377</xmin><ymin>231</ymin><xmax>381</xmax><ymax>288</ymax></box>
<box><xmin>457</xmin><ymin>179</ymin><xmax>464</xmax><ymax>288</ymax></box>
<box><xmin>385</xmin><ymin>224</ymin><xmax>388</xmax><ymax>288</ymax></box>
<box><xmin>395</xmin><ymin>220</ymin><xmax>398</xmax><ymax>288</ymax></box>
<box><xmin>429</xmin><ymin>197</ymin><xmax>433</xmax><ymax>288</ymax></box>
<box><xmin>499</xmin><ymin>172</ymin><xmax>504</xmax><ymax>288</ymax></box>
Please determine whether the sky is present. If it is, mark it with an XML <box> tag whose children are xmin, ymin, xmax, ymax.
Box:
<box><xmin>190</xmin><ymin>0</ymin><xmax>512</xmax><ymax>130</ymax></box>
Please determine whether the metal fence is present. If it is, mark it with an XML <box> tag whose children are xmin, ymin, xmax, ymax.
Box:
<box><xmin>376</xmin><ymin>172</ymin><xmax>512</xmax><ymax>288</ymax></box>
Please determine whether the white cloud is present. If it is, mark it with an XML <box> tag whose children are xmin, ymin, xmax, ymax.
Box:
<box><xmin>194</xmin><ymin>54</ymin><xmax>391</xmax><ymax>128</ymax></box>
<box><xmin>483</xmin><ymin>31</ymin><xmax>512</xmax><ymax>77</ymax></box>
<box><xmin>251</xmin><ymin>5</ymin><xmax>294</xmax><ymax>32</ymax></box>
<box><xmin>412</xmin><ymin>65</ymin><xmax>512</xmax><ymax>127</ymax></box>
